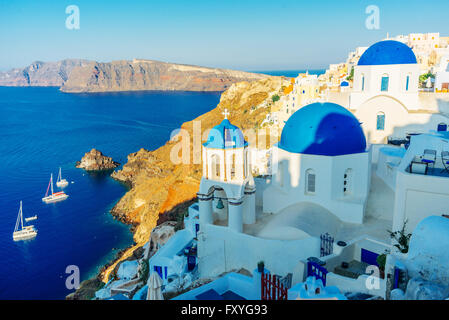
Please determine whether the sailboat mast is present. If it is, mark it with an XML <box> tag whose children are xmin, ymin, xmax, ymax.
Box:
<box><xmin>58</xmin><ymin>167</ymin><xmax>61</xmax><ymax>182</ymax></box>
<box><xmin>51</xmin><ymin>173</ymin><xmax>54</xmax><ymax>195</ymax></box>
<box><xmin>14</xmin><ymin>202</ymin><xmax>21</xmax><ymax>232</ymax></box>
<box><xmin>20</xmin><ymin>201</ymin><xmax>23</xmax><ymax>230</ymax></box>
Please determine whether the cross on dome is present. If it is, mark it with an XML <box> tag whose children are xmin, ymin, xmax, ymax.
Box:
<box><xmin>222</xmin><ymin>108</ymin><xmax>230</xmax><ymax>120</ymax></box>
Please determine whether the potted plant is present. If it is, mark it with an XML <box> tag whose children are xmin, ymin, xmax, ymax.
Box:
<box><xmin>387</xmin><ymin>220</ymin><xmax>412</xmax><ymax>254</ymax></box>
<box><xmin>257</xmin><ymin>261</ymin><xmax>265</xmax><ymax>273</ymax></box>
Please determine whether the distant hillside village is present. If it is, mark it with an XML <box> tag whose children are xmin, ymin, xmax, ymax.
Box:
<box><xmin>91</xmin><ymin>33</ymin><xmax>449</xmax><ymax>301</ymax></box>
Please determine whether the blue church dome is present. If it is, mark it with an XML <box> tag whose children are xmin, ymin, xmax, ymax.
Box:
<box><xmin>278</xmin><ymin>102</ymin><xmax>366</xmax><ymax>156</ymax></box>
<box><xmin>358</xmin><ymin>40</ymin><xmax>417</xmax><ymax>66</ymax></box>
<box><xmin>204</xmin><ymin>119</ymin><xmax>248</xmax><ymax>149</ymax></box>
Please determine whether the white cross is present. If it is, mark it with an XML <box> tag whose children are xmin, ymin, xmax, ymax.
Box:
<box><xmin>222</xmin><ymin>108</ymin><xmax>230</xmax><ymax>119</ymax></box>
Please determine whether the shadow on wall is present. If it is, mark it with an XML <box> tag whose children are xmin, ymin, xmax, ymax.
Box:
<box><xmin>389</xmin><ymin>98</ymin><xmax>449</xmax><ymax>142</ymax></box>
<box><xmin>301</xmin><ymin>113</ymin><xmax>366</xmax><ymax>156</ymax></box>
<box><xmin>280</xmin><ymin>111</ymin><xmax>366</xmax><ymax>156</ymax></box>
<box><xmin>257</xmin><ymin>202</ymin><xmax>344</xmax><ymax>239</ymax></box>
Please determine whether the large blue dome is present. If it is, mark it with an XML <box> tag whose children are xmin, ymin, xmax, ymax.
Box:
<box><xmin>204</xmin><ymin>119</ymin><xmax>248</xmax><ymax>149</ymax></box>
<box><xmin>358</xmin><ymin>40</ymin><xmax>417</xmax><ymax>66</ymax></box>
<box><xmin>279</xmin><ymin>102</ymin><xmax>366</xmax><ymax>156</ymax></box>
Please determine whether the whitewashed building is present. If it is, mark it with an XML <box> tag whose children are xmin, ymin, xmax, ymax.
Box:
<box><xmin>434</xmin><ymin>55</ymin><xmax>449</xmax><ymax>92</ymax></box>
<box><xmin>153</xmin><ymin>39</ymin><xmax>449</xmax><ymax>301</ymax></box>
<box><xmin>348</xmin><ymin>40</ymin><xmax>449</xmax><ymax>144</ymax></box>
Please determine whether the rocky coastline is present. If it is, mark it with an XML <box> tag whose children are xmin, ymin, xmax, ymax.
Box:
<box><xmin>0</xmin><ymin>59</ymin><xmax>268</xmax><ymax>93</ymax></box>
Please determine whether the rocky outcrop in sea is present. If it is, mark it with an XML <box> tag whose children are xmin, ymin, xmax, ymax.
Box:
<box><xmin>76</xmin><ymin>148</ymin><xmax>120</xmax><ymax>171</ymax></box>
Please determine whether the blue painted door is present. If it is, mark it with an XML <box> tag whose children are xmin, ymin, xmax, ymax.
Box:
<box><xmin>361</xmin><ymin>248</ymin><xmax>379</xmax><ymax>266</ymax></box>
<box><xmin>438</xmin><ymin>123</ymin><xmax>447</xmax><ymax>131</ymax></box>
<box><xmin>195</xmin><ymin>223</ymin><xmax>200</xmax><ymax>237</ymax></box>
<box><xmin>154</xmin><ymin>266</ymin><xmax>163</xmax><ymax>279</ymax></box>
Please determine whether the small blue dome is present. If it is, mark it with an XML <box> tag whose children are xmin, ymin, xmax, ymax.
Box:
<box><xmin>358</xmin><ymin>40</ymin><xmax>417</xmax><ymax>66</ymax></box>
<box><xmin>340</xmin><ymin>81</ymin><xmax>349</xmax><ymax>87</ymax></box>
<box><xmin>279</xmin><ymin>102</ymin><xmax>366</xmax><ymax>156</ymax></box>
<box><xmin>204</xmin><ymin>119</ymin><xmax>248</xmax><ymax>149</ymax></box>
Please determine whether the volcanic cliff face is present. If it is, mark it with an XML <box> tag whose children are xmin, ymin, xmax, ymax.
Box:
<box><xmin>0</xmin><ymin>59</ymin><xmax>268</xmax><ymax>93</ymax></box>
<box><xmin>0</xmin><ymin>59</ymin><xmax>91</xmax><ymax>86</ymax></box>
<box><xmin>60</xmin><ymin>59</ymin><xmax>268</xmax><ymax>93</ymax></box>
<box><xmin>101</xmin><ymin>76</ymin><xmax>288</xmax><ymax>282</ymax></box>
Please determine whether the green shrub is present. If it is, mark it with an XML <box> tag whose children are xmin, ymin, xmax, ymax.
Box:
<box><xmin>346</xmin><ymin>67</ymin><xmax>354</xmax><ymax>81</ymax></box>
<box><xmin>139</xmin><ymin>259</ymin><xmax>149</xmax><ymax>283</ymax></box>
<box><xmin>376</xmin><ymin>254</ymin><xmax>387</xmax><ymax>271</ymax></box>
<box><xmin>387</xmin><ymin>220</ymin><xmax>412</xmax><ymax>254</ymax></box>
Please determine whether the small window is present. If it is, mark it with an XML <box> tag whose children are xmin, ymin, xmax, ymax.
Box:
<box><xmin>376</xmin><ymin>112</ymin><xmax>385</xmax><ymax>131</ymax></box>
<box><xmin>211</xmin><ymin>154</ymin><xmax>220</xmax><ymax>179</ymax></box>
<box><xmin>361</xmin><ymin>76</ymin><xmax>365</xmax><ymax>91</ymax></box>
<box><xmin>406</xmin><ymin>75</ymin><xmax>410</xmax><ymax>91</ymax></box>
<box><xmin>381</xmin><ymin>76</ymin><xmax>389</xmax><ymax>92</ymax></box>
<box><xmin>306</xmin><ymin>169</ymin><xmax>316</xmax><ymax>194</ymax></box>
<box><xmin>344</xmin><ymin>169</ymin><xmax>353</xmax><ymax>195</ymax></box>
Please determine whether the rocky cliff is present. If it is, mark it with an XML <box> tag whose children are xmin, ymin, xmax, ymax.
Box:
<box><xmin>76</xmin><ymin>148</ymin><xmax>120</xmax><ymax>171</ymax></box>
<box><xmin>60</xmin><ymin>59</ymin><xmax>268</xmax><ymax>93</ymax></box>
<box><xmin>0</xmin><ymin>59</ymin><xmax>91</xmax><ymax>86</ymax></box>
<box><xmin>101</xmin><ymin>76</ymin><xmax>288</xmax><ymax>282</ymax></box>
<box><xmin>0</xmin><ymin>59</ymin><xmax>268</xmax><ymax>93</ymax></box>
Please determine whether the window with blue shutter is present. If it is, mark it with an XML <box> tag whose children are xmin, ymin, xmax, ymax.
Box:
<box><xmin>377</xmin><ymin>113</ymin><xmax>385</xmax><ymax>131</ymax></box>
<box><xmin>381</xmin><ymin>76</ymin><xmax>389</xmax><ymax>92</ymax></box>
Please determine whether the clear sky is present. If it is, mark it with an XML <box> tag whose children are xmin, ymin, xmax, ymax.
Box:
<box><xmin>0</xmin><ymin>0</ymin><xmax>448</xmax><ymax>71</ymax></box>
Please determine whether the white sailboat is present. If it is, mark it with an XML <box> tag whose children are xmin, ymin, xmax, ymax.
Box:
<box><xmin>42</xmin><ymin>173</ymin><xmax>69</xmax><ymax>203</ymax></box>
<box><xmin>56</xmin><ymin>167</ymin><xmax>69</xmax><ymax>188</ymax></box>
<box><xmin>13</xmin><ymin>201</ymin><xmax>37</xmax><ymax>241</ymax></box>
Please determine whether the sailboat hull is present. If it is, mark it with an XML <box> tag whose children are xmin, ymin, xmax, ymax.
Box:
<box><xmin>42</xmin><ymin>193</ymin><xmax>69</xmax><ymax>203</ymax></box>
<box><xmin>56</xmin><ymin>179</ymin><xmax>69</xmax><ymax>188</ymax></box>
<box><xmin>13</xmin><ymin>227</ymin><xmax>37</xmax><ymax>241</ymax></box>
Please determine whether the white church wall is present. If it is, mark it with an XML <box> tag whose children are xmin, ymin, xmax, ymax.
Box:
<box><xmin>376</xmin><ymin>146</ymin><xmax>405</xmax><ymax>189</ymax></box>
<box><xmin>354</xmin><ymin>96</ymin><xmax>449</xmax><ymax>144</ymax></box>
<box><xmin>254</xmin><ymin>177</ymin><xmax>271</xmax><ymax>207</ymax></box>
<box><xmin>198</xmin><ymin>224</ymin><xmax>320</xmax><ymax>279</ymax></box>
<box><xmin>370</xmin><ymin>143</ymin><xmax>393</xmax><ymax>164</ymax></box>
<box><xmin>352</xmin><ymin>64</ymin><xmax>420</xmax><ymax>110</ymax></box>
<box><xmin>264</xmin><ymin>148</ymin><xmax>369</xmax><ymax>224</ymax></box>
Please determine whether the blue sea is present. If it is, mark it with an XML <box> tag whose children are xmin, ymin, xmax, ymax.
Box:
<box><xmin>0</xmin><ymin>87</ymin><xmax>220</xmax><ymax>299</ymax></box>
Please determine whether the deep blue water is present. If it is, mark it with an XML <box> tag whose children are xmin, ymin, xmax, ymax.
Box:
<box><xmin>0</xmin><ymin>87</ymin><xmax>220</xmax><ymax>299</ymax></box>
<box><xmin>253</xmin><ymin>69</ymin><xmax>326</xmax><ymax>78</ymax></box>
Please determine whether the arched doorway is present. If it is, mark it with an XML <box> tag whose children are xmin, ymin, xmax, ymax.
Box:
<box><xmin>208</xmin><ymin>186</ymin><xmax>229</xmax><ymax>227</ymax></box>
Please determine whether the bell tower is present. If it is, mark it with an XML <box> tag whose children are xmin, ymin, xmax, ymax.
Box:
<box><xmin>197</xmin><ymin>109</ymin><xmax>256</xmax><ymax>233</ymax></box>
